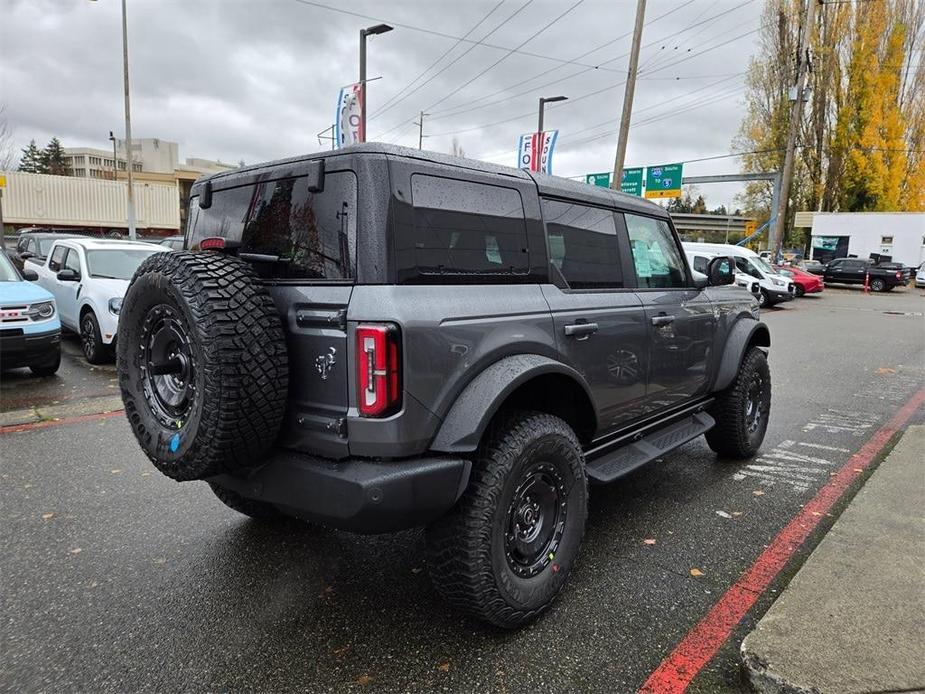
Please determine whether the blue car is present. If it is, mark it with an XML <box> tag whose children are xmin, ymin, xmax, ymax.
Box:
<box><xmin>0</xmin><ymin>248</ymin><xmax>61</xmax><ymax>376</ymax></box>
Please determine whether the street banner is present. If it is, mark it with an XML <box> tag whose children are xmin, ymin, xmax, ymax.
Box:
<box><xmin>585</xmin><ymin>172</ymin><xmax>610</xmax><ymax>187</ymax></box>
<box><xmin>517</xmin><ymin>130</ymin><xmax>559</xmax><ymax>174</ymax></box>
<box><xmin>620</xmin><ymin>167</ymin><xmax>643</xmax><ymax>196</ymax></box>
<box><xmin>644</xmin><ymin>163</ymin><xmax>683</xmax><ymax>198</ymax></box>
<box><xmin>335</xmin><ymin>82</ymin><xmax>364</xmax><ymax>148</ymax></box>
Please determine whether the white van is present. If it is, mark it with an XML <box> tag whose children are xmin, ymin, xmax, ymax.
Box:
<box><xmin>684</xmin><ymin>249</ymin><xmax>762</xmax><ymax>299</ymax></box>
<box><xmin>684</xmin><ymin>242</ymin><xmax>795</xmax><ymax>307</ymax></box>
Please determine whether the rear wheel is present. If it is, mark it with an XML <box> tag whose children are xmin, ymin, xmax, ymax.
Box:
<box><xmin>706</xmin><ymin>347</ymin><xmax>771</xmax><ymax>459</ymax></box>
<box><xmin>425</xmin><ymin>411</ymin><xmax>588</xmax><ymax>628</ymax></box>
<box><xmin>870</xmin><ymin>278</ymin><xmax>886</xmax><ymax>292</ymax></box>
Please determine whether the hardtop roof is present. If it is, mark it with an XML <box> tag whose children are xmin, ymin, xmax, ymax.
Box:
<box><xmin>191</xmin><ymin>143</ymin><xmax>669</xmax><ymax>216</ymax></box>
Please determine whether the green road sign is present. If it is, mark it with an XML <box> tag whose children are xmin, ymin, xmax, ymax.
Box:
<box><xmin>585</xmin><ymin>172</ymin><xmax>611</xmax><ymax>187</ymax></box>
<box><xmin>621</xmin><ymin>167</ymin><xmax>643</xmax><ymax>196</ymax></box>
<box><xmin>645</xmin><ymin>163</ymin><xmax>683</xmax><ymax>198</ymax></box>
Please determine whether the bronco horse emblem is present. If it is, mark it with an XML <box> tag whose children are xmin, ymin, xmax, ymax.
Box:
<box><xmin>315</xmin><ymin>346</ymin><xmax>337</xmax><ymax>381</ymax></box>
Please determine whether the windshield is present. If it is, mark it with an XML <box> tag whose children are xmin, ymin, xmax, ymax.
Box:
<box><xmin>752</xmin><ymin>256</ymin><xmax>776</xmax><ymax>274</ymax></box>
<box><xmin>0</xmin><ymin>253</ymin><xmax>20</xmax><ymax>282</ymax></box>
<box><xmin>85</xmin><ymin>248</ymin><xmax>163</xmax><ymax>280</ymax></box>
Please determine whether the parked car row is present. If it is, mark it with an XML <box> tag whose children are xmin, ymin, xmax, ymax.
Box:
<box><xmin>803</xmin><ymin>256</ymin><xmax>911</xmax><ymax>292</ymax></box>
<box><xmin>684</xmin><ymin>242</ymin><xmax>797</xmax><ymax>308</ymax></box>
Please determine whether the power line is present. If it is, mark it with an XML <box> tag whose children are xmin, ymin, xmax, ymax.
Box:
<box><xmin>369</xmin><ymin>0</ymin><xmax>508</xmax><ymax>119</ymax></box>
<box><xmin>290</xmin><ymin>0</ymin><xmax>624</xmax><ymax>72</ymax></box>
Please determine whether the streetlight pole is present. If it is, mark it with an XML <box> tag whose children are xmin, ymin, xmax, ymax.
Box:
<box><xmin>120</xmin><ymin>0</ymin><xmax>136</xmax><ymax>239</ymax></box>
<box><xmin>415</xmin><ymin>110</ymin><xmax>430</xmax><ymax>150</ymax></box>
<box><xmin>359</xmin><ymin>23</ymin><xmax>393</xmax><ymax>143</ymax></box>
<box><xmin>537</xmin><ymin>95</ymin><xmax>568</xmax><ymax>136</ymax></box>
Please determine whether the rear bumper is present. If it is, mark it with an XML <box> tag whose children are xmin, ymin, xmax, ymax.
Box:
<box><xmin>209</xmin><ymin>451</ymin><xmax>471</xmax><ymax>533</ymax></box>
<box><xmin>0</xmin><ymin>327</ymin><xmax>61</xmax><ymax>369</ymax></box>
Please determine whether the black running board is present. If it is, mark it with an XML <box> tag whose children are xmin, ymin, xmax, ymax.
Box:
<box><xmin>585</xmin><ymin>411</ymin><xmax>715</xmax><ymax>484</ymax></box>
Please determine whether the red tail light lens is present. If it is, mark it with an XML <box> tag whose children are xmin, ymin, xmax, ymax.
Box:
<box><xmin>357</xmin><ymin>324</ymin><xmax>402</xmax><ymax>417</ymax></box>
<box><xmin>199</xmin><ymin>237</ymin><xmax>225</xmax><ymax>250</ymax></box>
<box><xmin>896</xmin><ymin>271</ymin><xmax>902</xmax><ymax>280</ymax></box>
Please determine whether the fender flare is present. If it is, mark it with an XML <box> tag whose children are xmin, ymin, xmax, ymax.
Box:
<box><xmin>430</xmin><ymin>354</ymin><xmax>595</xmax><ymax>454</ymax></box>
<box><xmin>712</xmin><ymin>318</ymin><xmax>770</xmax><ymax>392</ymax></box>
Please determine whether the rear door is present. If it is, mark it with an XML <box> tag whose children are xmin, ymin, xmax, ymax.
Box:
<box><xmin>624</xmin><ymin>213</ymin><xmax>715</xmax><ymax>410</ymax></box>
<box><xmin>187</xmin><ymin>165</ymin><xmax>358</xmax><ymax>458</ymax></box>
<box><xmin>540</xmin><ymin>197</ymin><xmax>649</xmax><ymax>433</ymax></box>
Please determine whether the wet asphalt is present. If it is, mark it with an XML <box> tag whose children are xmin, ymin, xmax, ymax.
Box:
<box><xmin>1</xmin><ymin>287</ymin><xmax>923</xmax><ymax>693</ymax></box>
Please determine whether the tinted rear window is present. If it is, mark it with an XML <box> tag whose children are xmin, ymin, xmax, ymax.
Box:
<box><xmin>541</xmin><ymin>198</ymin><xmax>623</xmax><ymax>289</ymax></box>
<box><xmin>187</xmin><ymin>170</ymin><xmax>357</xmax><ymax>280</ymax></box>
<box><xmin>395</xmin><ymin>175</ymin><xmax>529</xmax><ymax>282</ymax></box>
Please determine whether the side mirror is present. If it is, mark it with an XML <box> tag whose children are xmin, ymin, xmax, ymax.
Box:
<box><xmin>707</xmin><ymin>256</ymin><xmax>736</xmax><ymax>286</ymax></box>
<box><xmin>20</xmin><ymin>251</ymin><xmax>34</xmax><ymax>260</ymax></box>
<box><xmin>21</xmin><ymin>268</ymin><xmax>39</xmax><ymax>281</ymax></box>
<box><xmin>56</xmin><ymin>268</ymin><xmax>80</xmax><ymax>282</ymax></box>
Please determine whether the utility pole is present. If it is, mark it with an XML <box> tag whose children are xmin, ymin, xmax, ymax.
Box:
<box><xmin>611</xmin><ymin>0</ymin><xmax>647</xmax><ymax>190</ymax></box>
<box><xmin>120</xmin><ymin>0</ymin><xmax>136</xmax><ymax>239</ymax></box>
<box><xmin>414</xmin><ymin>111</ymin><xmax>430</xmax><ymax>149</ymax></box>
<box><xmin>770</xmin><ymin>0</ymin><xmax>817</xmax><ymax>260</ymax></box>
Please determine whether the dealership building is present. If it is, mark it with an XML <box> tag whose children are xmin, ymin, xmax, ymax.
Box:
<box><xmin>807</xmin><ymin>212</ymin><xmax>925</xmax><ymax>266</ymax></box>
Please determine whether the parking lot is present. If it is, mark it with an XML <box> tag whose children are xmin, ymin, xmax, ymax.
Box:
<box><xmin>2</xmin><ymin>286</ymin><xmax>923</xmax><ymax>693</ymax></box>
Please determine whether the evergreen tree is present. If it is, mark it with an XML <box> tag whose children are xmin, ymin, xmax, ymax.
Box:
<box><xmin>42</xmin><ymin>137</ymin><xmax>70</xmax><ymax>176</ymax></box>
<box><xmin>18</xmin><ymin>139</ymin><xmax>42</xmax><ymax>173</ymax></box>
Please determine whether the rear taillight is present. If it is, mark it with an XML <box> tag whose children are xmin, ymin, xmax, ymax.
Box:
<box><xmin>199</xmin><ymin>237</ymin><xmax>225</xmax><ymax>250</ymax></box>
<box><xmin>896</xmin><ymin>271</ymin><xmax>902</xmax><ymax>280</ymax></box>
<box><xmin>356</xmin><ymin>324</ymin><xmax>401</xmax><ymax>417</ymax></box>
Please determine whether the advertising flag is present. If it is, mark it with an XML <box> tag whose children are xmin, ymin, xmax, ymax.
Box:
<box><xmin>335</xmin><ymin>82</ymin><xmax>365</xmax><ymax>148</ymax></box>
<box><xmin>517</xmin><ymin>130</ymin><xmax>559</xmax><ymax>174</ymax></box>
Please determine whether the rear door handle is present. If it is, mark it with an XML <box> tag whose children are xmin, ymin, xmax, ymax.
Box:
<box><xmin>564</xmin><ymin>322</ymin><xmax>599</xmax><ymax>337</ymax></box>
<box><xmin>651</xmin><ymin>314</ymin><xmax>676</xmax><ymax>326</ymax></box>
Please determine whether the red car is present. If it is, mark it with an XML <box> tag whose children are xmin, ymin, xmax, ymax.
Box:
<box><xmin>774</xmin><ymin>265</ymin><xmax>823</xmax><ymax>297</ymax></box>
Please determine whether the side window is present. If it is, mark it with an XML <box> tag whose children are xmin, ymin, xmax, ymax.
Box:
<box><xmin>692</xmin><ymin>255</ymin><xmax>708</xmax><ymax>274</ymax></box>
<box><xmin>541</xmin><ymin>198</ymin><xmax>622</xmax><ymax>289</ymax></box>
<box><xmin>187</xmin><ymin>171</ymin><xmax>358</xmax><ymax>280</ymax></box>
<box><xmin>624</xmin><ymin>214</ymin><xmax>687</xmax><ymax>288</ymax></box>
<box><xmin>400</xmin><ymin>174</ymin><xmax>529</xmax><ymax>279</ymax></box>
<box><xmin>17</xmin><ymin>238</ymin><xmax>27</xmax><ymax>253</ymax></box>
<box><xmin>64</xmin><ymin>249</ymin><xmax>81</xmax><ymax>275</ymax></box>
<box><xmin>735</xmin><ymin>257</ymin><xmax>762</xmax><ymax>279</ymax></box>
<box><xmin>48</xmin><ymin>245</ymin><xmax>67</xmax><ymax>272</ymax></box>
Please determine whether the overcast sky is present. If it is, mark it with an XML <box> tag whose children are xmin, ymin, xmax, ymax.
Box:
<box><xmin>1</xmin><ymin>0</ymin><xmax>765</xmax><ymax>207</ymax></box>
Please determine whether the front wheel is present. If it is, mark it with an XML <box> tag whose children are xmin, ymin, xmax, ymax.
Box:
<box><xmin>757</xmin><ymin>290</ymin><xmax>769</xmax><ymax>308</ymax></box>
<box><xmin>425</xmin><ymin>411</ymin><xmax>588</xmax><ymax>628</ymax></box>
<box><xmin>795</xmin><ymin>284</ymin><xmax>805</xmax><ymax>297</ymax></box>
<box><xmin>706</xmin><ymin>347</ymin><xmax>771</xmax><ymax>459</ymax></box>
<box><xmin>80</xmin><ymin>311</ymin><xmax>108</xmax><ymax>364</ymax></box>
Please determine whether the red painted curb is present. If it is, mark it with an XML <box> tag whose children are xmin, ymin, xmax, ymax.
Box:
<box><xmin>0</xmin><ymin>409</ymin><xmax>124</xmax><ymax>435</ymax></box>
<box><xmin>638</xmin><ymin>386</ymin><xmax>925</xmax><ymax>694</ymax></box>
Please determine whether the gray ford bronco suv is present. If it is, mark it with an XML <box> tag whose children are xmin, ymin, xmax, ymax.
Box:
<box><xmin>117</xmin><ymin>144</ymin><xmax>770</xmax><ymax>628</ymax></box>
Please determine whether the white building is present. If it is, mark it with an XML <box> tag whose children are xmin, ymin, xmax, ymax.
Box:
<box><xmin>809</xmin><ymin>212</ymin><xmax>925</xmax><ymax>266</ymax></box>
<box><xmin>63</xmin><ymin>138</ymin><xmax>234</xmax><ymax>179</ymax></box>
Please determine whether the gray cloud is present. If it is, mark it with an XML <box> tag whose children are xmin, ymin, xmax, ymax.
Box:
<box><xmin>1</xmin><ymin>0</ymin><xmax>763</xmax><ymax>206</ymax></box>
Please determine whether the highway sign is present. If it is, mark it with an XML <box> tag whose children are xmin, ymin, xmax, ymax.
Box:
<box><xmin>644</xmin><ymin>163</ymin><xmax>683</xmax><ymax>199</ymax></box>
<box><xmin>621</xmin><ymin>167</ymin><xmax>643</xmax><ymax>196</ymax></box>
<box><xmin>585</xmin><ymin>172</ymin><xmax>610</xmax><ymax>187</ymax></box>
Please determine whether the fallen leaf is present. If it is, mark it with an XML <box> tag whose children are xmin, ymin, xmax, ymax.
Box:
<box><xmin>319</xmin><ymin>585</ymin><xmax>335</xmax><ymax>598</ymax></box>
<box><xmin>716</xmin><ymin>510</ymin><xmax>732</xmax><ymax>519</ymax></box>
<box><xmin>753</xmin><ymin>490</ymin><xmax>765</xmax><ymax>496</ymax></box>
<box><xmin>642</xmin><ymin>538</ymin><xmax>657</xmax><ymax>545</ymax></box>
<box><xmin>854</xmin><ymin>468</ymin><xmax>864</xmax><ymax>473</ymax></box>
<box><xmin>357</xmin><ymin>674</ymin><xmax>373</xmax><ymax>686</ymax></box>
<box><xmin>70</xmin><ymin>548</ymin><xmax>82</xmax><ymax>555</ymax></box>
<box><xmin>153</xmin><ymin>557</ymin><xmax>166</xmax><ymax>565</ymax></box>
<box><xmin>41</xmin><ymin>512</ymin><xmax>54</xmax><ymax>520</ymax></box>
<box><xmin>437</xmin><ymin>662</ymin><xmax>451</xmax><ymax>672</ymax></box>
<box><xmin>731</xmin><ymin>511</ymin><xmax>743</xmax><ymax>517</ymax></box>
<box><xmin>875</xmin><ymin>367</ymin><xmax>896</xmax><ymax>374</ymax></box>
<box><xmin>690</xmin><ymin>568</ymin><xmax>704</xmax><ymax>577</ymax></box>
<box><xmin>111</xmin><ymin>469</ymin><xmax>122</xmax><ymax>474</ymax></box>
<box><xmin>332</xmin><ymin>645</ymin><xmax>351</xmax><ymax>657</ymax></box>
<box><xmin>141</xmin><ymin>472</ymin><xmax>151</xmax><ymax>477</ymax></box>
<box><xmin>811</xmin><ymin>511</ymin><xmax>822</xmax><ymax>517</ymax></box>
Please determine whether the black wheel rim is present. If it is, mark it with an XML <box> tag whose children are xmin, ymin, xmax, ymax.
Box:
<box><xmin>81</xmin><ymin>317</ymin><xmax>95</xmax><ymax>358</ymax></box>
<box><xmin>504</xmin><ymin>462</ymin><xmax>567</xmax><ymax>578</ymax></box>
<box><xmin>744</xmin><ymin>372</ymin><xmax>766</xmax><ymax>435</ymax></box>
<box><xmin>139</xmin><ymin>304</ymin><xmax>197</xmax><ymax>427</ymax></box>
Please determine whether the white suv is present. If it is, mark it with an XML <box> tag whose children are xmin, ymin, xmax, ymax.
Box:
<box><xmin>34</xmin><ymin>238</ymin><xmax>167</xmax><ymax>363</ymax></box>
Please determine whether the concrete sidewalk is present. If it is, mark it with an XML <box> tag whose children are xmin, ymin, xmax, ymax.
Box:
<box><xmin>741</xmin><ymin>424</ymin><xmax>925</xmax><ymax>694</ymax></box>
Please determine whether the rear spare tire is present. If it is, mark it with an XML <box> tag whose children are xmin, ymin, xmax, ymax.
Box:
<box><xmin>117</xmin><ymin>251</ymin><xmax>288</xmax><ymax>481</ymax></box>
